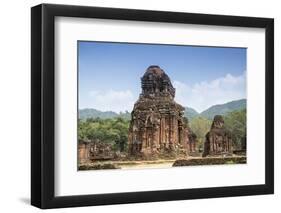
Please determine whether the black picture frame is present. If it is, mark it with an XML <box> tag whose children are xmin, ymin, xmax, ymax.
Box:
<box><xmin>31</xmin><ymin>3</ymin><xmax>274</xmax><ymax>209</ymax></box>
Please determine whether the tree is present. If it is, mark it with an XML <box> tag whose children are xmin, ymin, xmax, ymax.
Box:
<box><xmin>78</xmin><ymin>117</ymin><xmax>130</xmax><ymax>152</ymax></box>
<box><xmin>224</xmin><ymin>109</ymin><xmax>246</xmax><ymax>149</ymax></box>
<box><xmin>190</xmin><ymin>117</ymin><xmax>212</xmax><ymax>150</ymax></box>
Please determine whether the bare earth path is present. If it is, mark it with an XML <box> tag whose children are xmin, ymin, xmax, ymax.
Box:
<box><xmin>79</xmin><ymin>156</ymin><xmax>246</xmax><ymax>170</ymax></box>
<box><xmin>118</xmin><ymin>160</ymin><xmax>175</xmax><ymax>169</ymax></box>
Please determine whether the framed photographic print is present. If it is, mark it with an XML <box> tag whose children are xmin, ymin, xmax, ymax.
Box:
<box><xmin>31</xmin><ymin>3</ymin><xmax>274</xmax><ymax>209</ymax></box>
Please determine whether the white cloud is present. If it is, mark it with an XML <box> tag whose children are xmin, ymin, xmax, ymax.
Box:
<box><xmin>88</xmin><ymin>89</ymin><xmax>135</xmax><ymax>113</ymax></box>
<box><xmin>173</xmin><ymin>72</ymin><xmax>246</xmax><ymax>112</ymax></box>
<box><xmin>84</xmin><ymin>73</ymin><xmax>246</xmax><ymax>113</ymax></box>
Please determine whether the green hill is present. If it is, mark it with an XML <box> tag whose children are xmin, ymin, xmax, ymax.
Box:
<box><xmin>79</xmin><ymin>108</ymin><xmax>131</xmax><ymax>120</ymax></box>
<box><xmin>79</xmin><ymin>99</ymin><xmax>246</xmax><ymax>121</ymax></box>
<box><xmin>184</xmin><ymin>107</ymin><xmax>199</xmax><ymax>121</ymax></box>
<box><xmin>200</xmin><ymin>99</ymin><xmax>246</xmax><ymax>119</ymax></box>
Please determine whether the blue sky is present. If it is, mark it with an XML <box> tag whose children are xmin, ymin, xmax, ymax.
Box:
<box><xmin>78</xmin><ymin>41</ymin><xmax>246</xmax><ymax>113</ymax></box>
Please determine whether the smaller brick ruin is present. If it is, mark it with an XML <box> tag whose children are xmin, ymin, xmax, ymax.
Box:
<box><xmin>202</xmin><ymin>115</ymin><xmax>233</xmax><ymax>157</ymax></box>
<box><xmin>78</xmin><ymin>140</ymin><xmax>115</xmax><ymax>164</ymax></box>
<box><xmin>78</xmin><ymin>141</ymin><xmax>91</xmax><ymax>164</ymax></box>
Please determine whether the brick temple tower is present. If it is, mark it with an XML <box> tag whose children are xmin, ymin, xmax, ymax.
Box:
<box><xmin>202</xmin><ymin>115</ymin><xmax>233</xmax><ymax>157</ymax></box>
<box><xmin>128</xmin><ymin>65</ymin><xmax>196</xmax><ymax>157</ymax></box>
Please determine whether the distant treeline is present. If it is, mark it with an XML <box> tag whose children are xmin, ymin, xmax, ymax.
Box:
<box><xmin>79</xmin><ymin>108</ymin><xmax>131</xmax><ymax>120</ymax></box>
<box><xmin>78</xmin><ymin>109</ymin><xmax>246</xmax><ymax>152</ymax></box>
<box><xmin>78</xmin><ymin>117</ymin><xmax>130</xmax><ymax>152</ymax></box>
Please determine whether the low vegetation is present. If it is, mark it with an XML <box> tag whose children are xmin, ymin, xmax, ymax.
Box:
<box><xmin>173</xmin><ymin>156</ymin><xmax>246</xmax><ymax>167</ymax></box>
<box><xmin>78</xmin><ymin>117</ymin><xmax>130</xmax><ymax>152</ymax></box>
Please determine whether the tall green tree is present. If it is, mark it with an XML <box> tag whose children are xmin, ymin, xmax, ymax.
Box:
<box><xmin>190</xmin><ymin>116</ymin><xmax>212</xmax><ymax>150</ymax></box>
<box><xmin>78</xmin><ymin>117</ymin><xmax>130</xmax><ymax>152</ymax></box>
<box><xmin>224</xmin><ymin>109</ymin><xmax>246</xmax><ymax>148</ymax></box>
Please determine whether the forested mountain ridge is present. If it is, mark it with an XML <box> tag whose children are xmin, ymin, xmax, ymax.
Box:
<box><xmin>199</xmin><ymin>99</ymin><xmax>246</xmax><ymax>119</ymax></box>
<box><xmin>79</xmin><ymin>99</ymin><xmax>246</xmax><ymax>121</ymax></box>
<box><xmin>79</xmin><ymin>108</ymin><xmax>130</xmax><ymax>120</ymax></box>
